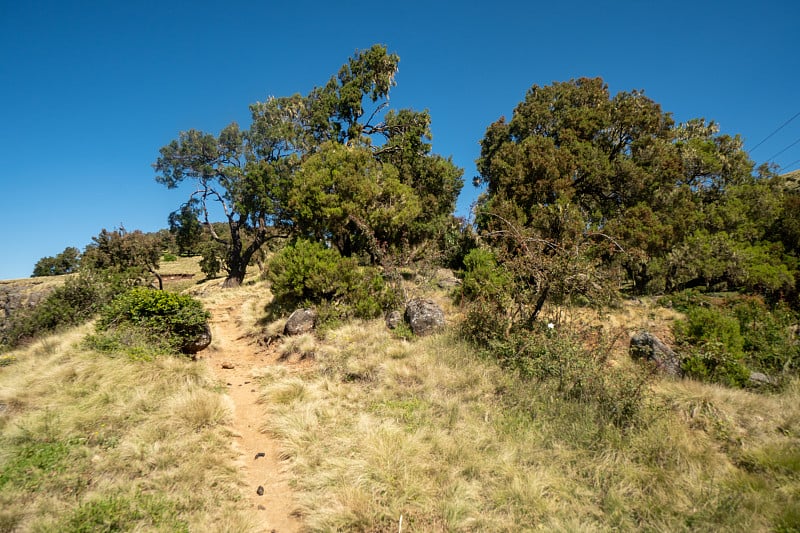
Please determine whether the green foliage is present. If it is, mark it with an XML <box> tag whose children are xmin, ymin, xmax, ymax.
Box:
<box><xmin>681</xmin><ymin>342</ymin><xmax>751</xmax><ymax>388</ymax></box>
<box><xmin>733</xmin><ymin>298</ymin><xmax>800</xmax><ymax>374</ymax></box>
<box><xmin>199</xmin><ymin>241</ymin><xmax>226</xmax><ymax>279</ymax></box>
<box><xmin>438</xmin><ymin>216</ymin><xmax>477</xmax><ymax>270</ymax></box>
<box><xmin>671</xmin><ymin>292</ymin><xmax>800</xmax><ymax>385</ymax></box>
<box><xmin>676</xmin><ymin>305</ymin><xmax>745</xmax><ymax>357</ymax></box>
<box><xmin>1</xmin><ymin>273</ymin><xmax>108</xmax><ymax>349</ymax></box>
<box><xmin>460</xmin><ymin>248</ymin><xmax>512</xmax><ymax>301</ymax></box>
<box><xmin>267</xmin><ymin>239</ymin><xmax>396</xmax><ymax>321</ymax></box>
<box><xmin>168</xmin><ymin>202</ymin><xmax>203</xmax><ymax>256</ymax></box>
<box><xmin>156</xmin><ymin>44</ymin><xmax>462</xmax><ymax>286</ymax></box>
<box><xmin>31</xmin><ymin>246</ymin><xmax>81</xmax><ymax>277</ymax></box>
<box><xmin>82</xmin><ymin>227</ymin><xmax>162</xmax><ymax>285</ymax></box>
<box><xmin>287</xmin><ymin>141</ymin><xmax>422</xmax><ymax>259</ymax></box>
<box><xmin>95</xmin><ymin>288</ymin><xmax>210</xmax><ymax>355</ymax></box>
<box><xmin>472</xmin><ymin>76</ymin><xmax>800</xmax><ymax>306</ymax></box>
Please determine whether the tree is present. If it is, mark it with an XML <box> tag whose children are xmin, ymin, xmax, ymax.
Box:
<box><xmin>475</xmin><ymin>77</ymin><xmax>769</xmax><ymax>298</ymax></box>
<box><xmin>168</xmin><ymin>201</ymin><xmax>203</xmax><ymax>256</ymax></box>
<box><xmin>155</xmin><ymin>45</ymin><xmax>462</xmax><ymax>287</ymax></box>
<box><xmin>82</xmin><ymin>227</ymin><xmax>164</xmax><ymax>289</ymax></box>
<box><xmin>32</xmin><ymin>246</ymin><xmax>81</xmax><ymax>277</ymax></box>
<box><xmin>286</xmin><ymin>141</ymin><xmax>421</xmax><ymax>260</ymax></box>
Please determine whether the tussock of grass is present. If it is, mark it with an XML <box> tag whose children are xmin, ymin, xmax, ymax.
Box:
<box><xmin>0</xmin><ymin>328</ymin><xmax>251</xmax><ymax>532</ymax></box>
<box><xmin>256</xmin><ymin>317</ymin><xmax>800</xmax><ymax>531</ymax></box>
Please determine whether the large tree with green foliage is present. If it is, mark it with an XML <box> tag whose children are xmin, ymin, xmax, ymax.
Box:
<box><xmin>475</xmin><ymin>77</ymin><xmax>786</xmax><ymax>301</ymax></box>
<box><xmin>154</xmin><ymin>45</ymin><xmax>462</xmax><ymax>288</ymax></box>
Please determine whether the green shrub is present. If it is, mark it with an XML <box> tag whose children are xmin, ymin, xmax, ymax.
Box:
<box><xmin>671</xmin><ymin>293</ymin><xmax>800</xmax><ymax>386</ymax></box>
<box><xmin>267</xmin><ymin>239</ymin><xmax>397</xmax><ymax>322</ymax></box>
<box><xmin>676</xmin><ymin>306</ymin><xmax>745</xmax><ymax>357</ymax></box>
<box><xmin>162</xmin><ymin>253</ymin><xmax>178</xmax><ymax>262</ymax></box>
<box><xmin>733</xmin><ymin>298</ymin><xmax>799</xmax><ymax>374</ymax></box>
<box><xmin>1</xmin><ymin>274</ymin><xmax>109</xmax><ymax>349</ymax></box>
<box><xmin>95</xmin><ymin>288</ymin><xmax>209</xmax><ymax>355</ymax></box>
<box><xmin>681</xmin><ymin>341</ymin><xmax>751</xmax><ymax>387</ymax></box>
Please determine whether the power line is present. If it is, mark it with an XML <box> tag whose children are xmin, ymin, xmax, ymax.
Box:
<box><xmin>766</xmin><ymin>136</ymin><xmax>800</xmax><ymax>162</ymax></box>
<box><xmin>782</xmin><ymin>158</ymin><xmax>800</xmax><ymax>172</ymax></box>
<box><xmin>749</xmin><ymin>110</ymin><xmax>800</xmax><ymax>152</ymax></box>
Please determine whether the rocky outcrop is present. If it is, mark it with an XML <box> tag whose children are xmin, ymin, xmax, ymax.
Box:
<box><xmin>284</xmin><ymin>308</ymin><xmax>317</xmax><ymax>336</ymax></box>
<box><xmin>630</xmin><ymin>331</ymin><xmax>683</xmax><ymax>377</ymax></box>
<box><xmin>404</xmin><ymin>298</ymin><xmax>445</xmax><ymax>336</ymax></box>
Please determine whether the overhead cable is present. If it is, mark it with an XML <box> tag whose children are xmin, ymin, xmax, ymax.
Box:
<box><xmin>766</xmin><ymin>136</ymin><xmax>800</xmax><ymax>162</ymax></box>
<box><xmin>749</xmin><ymin>110</ymin><xmax>800</xmax><ymax>152</ymax></box>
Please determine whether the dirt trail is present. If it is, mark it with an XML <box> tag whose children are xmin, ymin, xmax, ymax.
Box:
<box><xmin>200</xmin><ymin>295</ymin><xmax>301</xmax><ymax>533</ymax></box>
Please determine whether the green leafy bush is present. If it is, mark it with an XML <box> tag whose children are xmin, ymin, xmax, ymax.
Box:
<box><xmin>733</xmin><ymin>298</ymin><xmax>799</xmax><ymax>374</ymax></box>
<box><xmin>267</xmin><ymin>239</ymin><xmax>396</xmax><ymax>322</ymax></box>
<box><xmin>681</xmin><ymin>341</ymin><xmax>751</xmax><ymax>387</ymax></box>
<box><xmin>95</xmin><ymin>288</ymin><xmax>210</xmax><ymax>355</ymax></box>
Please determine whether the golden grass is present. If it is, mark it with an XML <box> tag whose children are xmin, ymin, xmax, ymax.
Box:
<box><xmin>2</xmin><ymin>277</ymin><xmax>798</xmax><ymax>531</ymax></box>
<box><xmin>0</xmin><ymin>325</ymin><xmax>251</xmax><ymax>532</ymax></box>
<box><xmin>255</xmin><ymin>314</ymin><xmax>800</xmax><ymax>532</ymax></box>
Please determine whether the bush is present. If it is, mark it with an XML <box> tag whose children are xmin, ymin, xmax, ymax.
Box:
<box><xmin>670</xmin><ymin>292</ymin><xmax>800</xmax><ymax>386</ymax></box>
<box><xmin>95</xmin><ymin>288</ymin><xmax>210</xmax><ymax>355</ymax></box>
<box><xmin>462</xmin><ymin>304</ymin><xmax>650</xmax><ymax>429</ymax></box>
<box><xmin>733</xmin><ymin>298</ymin><xmax>799</xmax><ymax>374</ymax></box>
<box><xmin>267</xmin><ymin>240</ymin><xmax>397</xmax><ymax>322</ymax></box>
<box><xmin>681</xmin><ymin>341</ymin><xmax>751</xmax><ymax>387</ymax></box>
<box><xmin>1</xmin><ymin>274</ymin><xmax>108</xmax><ymax>349</ymax></box>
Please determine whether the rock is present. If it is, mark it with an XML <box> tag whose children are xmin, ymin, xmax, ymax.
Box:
<box><xmin>385</xmin><ymin>310</ymin><xmax>402</xmax><ymax>330</ymax></box>
<box><xmin>404</xmin><ymin>298</ymin><xmax>445</xmax><ymax>336</ymax></box>
<box><xmin>284</xmin><ymin>308</ymin><xmax>316</xmax><ymax>336</ymax></box>
<box><xmin>435</xmin><ymin>268</ymin><xmax>461</xmax><ymax>289</ymax></box>
<box><xmin>221</xmin><ymin>362</ymin><xmax>235</xmax><ymax>369</ymax></box>
<box><xmin>630</xmin><ymin>331</ymin><xmax>683</xmax><ymax>377</ymax></box>
<box><xmin>256</xmin><ymin>485</ymin><xmax>264</xmax><ymax>496</ymax></box>
<box><xmin>749</xmin><ymin>371</ymin><xmax>778</xmax><ymax>387</ymax></box>
<box><xmin>181</xmin><ymin>323</ymin><xmax>212</xmax><ymax>354</ymax></box>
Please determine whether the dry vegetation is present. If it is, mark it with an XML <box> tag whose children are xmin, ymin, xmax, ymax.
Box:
<box><xmin>0</xmin><ymin>325</ymin><xmax>255</xmax><ymax>532</ymax></box>
<box><xmin>254</xmin><ymin>317</ymin><xmax>800</xmax><ymax>531</ymax></box>
<box><xmin>1</xmin><ymin>262</ymin><xmax>799</xmax><ymax>531</ymax></box>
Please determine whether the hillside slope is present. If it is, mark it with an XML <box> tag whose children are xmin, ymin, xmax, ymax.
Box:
<box><xmin>1</xmin><ymin>272</ymin><xmax>799</xmax><ymax>531</ymax></box>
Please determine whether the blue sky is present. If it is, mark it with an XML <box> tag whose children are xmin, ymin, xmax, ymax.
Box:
<box><xmin>1</xmin><ymin>0</ymin><xmax>798</xmax><ymax>280</ymax></box>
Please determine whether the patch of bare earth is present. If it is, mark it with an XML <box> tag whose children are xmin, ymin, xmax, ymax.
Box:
<box><xmin>199</xmin><ymin>296</ymin><xmax>302</xmax><ymax>533</ymax></box>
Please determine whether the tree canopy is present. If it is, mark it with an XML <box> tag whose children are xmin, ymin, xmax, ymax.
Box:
<box><xmin>154</xmin><ymin>44</ymin><xmax>463</xmax><ymax>287</ymax></box>
<box><xmin>472</xmin><ymin>77</ymin><xmax>797</xmax><ymax>322</ymax></box>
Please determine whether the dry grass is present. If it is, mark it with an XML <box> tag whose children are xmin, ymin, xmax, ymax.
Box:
<box><xmin>256</xmin><ymin>312</ymin><xmax>800</xmax><ymax>531</ymax></box>
<box><xmin>0</xmin><ymin>324</ymin><xmax>252</xmax><ymax>532</ymax></box>
<box><xmin>2</xmin><ymin>276</ymin><xmax>798</xmax><ymax>531</ymax></box>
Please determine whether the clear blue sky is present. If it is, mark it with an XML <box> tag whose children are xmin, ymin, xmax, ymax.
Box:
<box><xmin>1</xmin><ymin>0</ymin><xmax>798</xmax><ymax>280</ymax></box>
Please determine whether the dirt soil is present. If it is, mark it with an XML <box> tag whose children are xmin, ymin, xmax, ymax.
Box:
<box><xmin>200</xmin><ymin>295</ymin><xmax>302</xmax><ymax>533</ymax></box>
